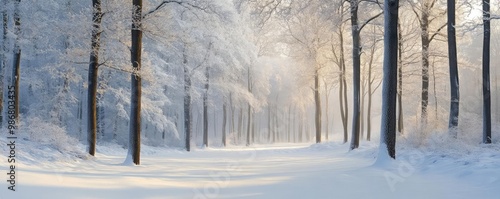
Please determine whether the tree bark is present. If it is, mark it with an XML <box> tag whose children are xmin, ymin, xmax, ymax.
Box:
<box><xmin>238</xmin><ymin>107</ymin><xmax>243</xmax><ymax>143</ymax></box>
<box><xmin>0</xmin><ymin>0</ymin><xmax>7</xmax><ymax>127</ymax></box>
<box><xmin>483</xmin><ymin>0</ymin><xmax>491</xmax><ymax>144</ymax></box>
<box><xmin>335</xmin><ymin>4</ymin><xmax>348</xmax><ymax>143</ymax></box>
<box><xmin>203</xmin><ymin>65</ymin><xmax>209</xmax><ymax>147</ymax></box>
<box><xmin>246</xmin><ymin>68</ymin><xmax>252</xmax><ymax>146</ymax></box>
<box><xmin>380</xmin><ymin>0</ymin><xmax>399</xmax><ymax>159</ymax></box>
<box><xmin>230</xmin><ymin>93</ymin><xmax>234</xmax><ymax>138</ymax></box>
<box><xmin>129</xmin><ymin>0</ymin><xmax>143</xmax><ymax>165</ymax></box>
<box><xmin>87</xmin><ymin>0</ymin><xmax>102</xmax><ymax>156</ymax></box>
<box><xmin>268</xmin><ymin>104</ymin><xmax>272</xmax><ymax>142</ymax></box>
<box><xmin>338</xmin><ymin>24</ymin><xmax>348</xmax><ymax>144</ymax></box>
<box><xmin>222</xmin><ymin>100</ymin><xmax>227</xmax><ymax>146</ymax></box>
<box><xmin>274</xmin><ymin>105</ymin><xmax>279</xmax><ymax>142</ymax></box>
<box><xmin>298</xmin><ymin>112</ymin><xmax>303</xmax><ymax>142</ymax></box>
<box><xmin>420</xmin><ymin>2</ymin><xmax>430</xmax><ymax>126</ymax></box>
<box><xmin>246</xmin><ymin>104</ymin><xmax>251</xmax><ymax>146</ymax></box>
<box><xmin>447</xmin><ymin>0</ymin><xmax>459</xmax><ymax>136</ymax></box>
<box><xmin>350</xmin><ymin>0</ymin><xmax>361</xmax><ymax>150</ymax></box>
<box><xmin>183</xmin><ymin>51</ymin><xmax>192</xmax><ymax>151</ymax></box>
<box><xmin>397</xmin><ymin>20</ymin><xmax>404</xmax><ymax>134</ymax></box>
<box><xmin>288</xmin><ymin>105</ymin><xmax>291</xmax><ymax>142</ymax></box>
<box><xmin>314</xmin><ymin>68</ymin><xmax>321</xmax><ymax>143</ymax></box>
<box><xmin>12</xmin><ymin>0</ymin><xmax>21</xmax><ymax>125</ymax></box>
<box><xmin>323</xmin><ymin>82</ymin><xmax>329</xmax><ymax>141</ymax></box>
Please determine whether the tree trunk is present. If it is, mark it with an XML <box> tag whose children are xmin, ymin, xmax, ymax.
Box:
<box><xmin>298</xmin><ymin>112</ymin><xmax>303</xmax><ymax>142</ymax></box>
<box><xmin>333</xmin><ymin>5</ymin><xmax>349</xmax><ymax>143</ymax></box>
<box><xmin>222</xmin><ymin>100</ymin><xmax>227</xmax><ymax>146</ymax></box>
<box><xmin>350</xmin><ymin>0</ymin><xmax>361</xmax><ymax>150</ymax></box>
<box><xmin>274</xmin><ymin>106</ymin><xmax>278</xmax><ymax>142</ymax></box>
<box><xmin>483</xmin><ymin>0</ymin><xmax>491</xmax><ymax>144</ymax></box>
<box><xmin>129</xmin><ymin>0</ymin><xmax>143</xmax><ymax>165</ymax></box>
<box><xmin>0</xmin><ymin>0</ymin><xmax>7</xmax><ymax>127</ymax></box>
<box><xmin>246</xmin><ymin>68</ymin><xmax>252</xmax><ymax>146</ymax></box>
<box><xmin>420</xmin><ymin>3</ymin><xmax>430</xmax><ymax>127</ymax></box>
<box><xmin>432</xmin><ymin>59</ymin><xmax>438</xmax><ymax>122</ymax></box>
<box><xmin>447</xmin><ymin>0</ymin><xmax>459</xmax><ymax>135</ymax></box>
<box><xmin>380</xmin><ymin>0</ymin><xmax>399</xmax><ymax>159</ymax></box>
<box><xmin>252</xmin><ymin>112</ymin><xmax>255</xmax><ymax>143</ymax></box>
<box><xmin>12</xmin><ymin>0</ymin><xmax>21</xmax><ymax>125</ymax></box>
<box><xmin>78</xmin><ymin>85</ymin><xmax>83</xmax><ymax>138</ymax></box>
<box><xmin>324</xmin><ymin>83</ymin><xmax>329</xmax><ymax>141</ymax></box>
<box><xmin>96</xmin><ymin>93</ymin><xmax>104</xmax><ymax>139</ymax></box>
<box><xmin>268</xmin><ymin>104</ymin><xmax>272</xmax><ymax>142</ymax></box>
<box><xmin>397</xmin><ymin>20</ymin><xmax>404</xmax><ymax>134</ymax></box>
<box><xmin>238</xmin><ymin>107</ymin><xmax>243</xmax><ymax>144</ymax></box>
<box><xmin>230</xmin><ymin>93</ymin><xmax>234</xmax><ymax>138</ymax></box>
<box><xmin>338</xmin><ymin>8</ymin><xmax>349</xmax><ymax>144</ymax></box>
<box><xmin>288</xmin><ymin>105</ymin><xmax>291</xmax><ymax>142</ymax></box>
<box><xmin>88</xmin><ymin>0</ymin><xmax>101</xmax><ymax>153</ymax></box>
<box><xmin>314</xmin><ymin>69</ymin><xmax>321</xmax><ymax>143</ymax></box>
<box><xmin>203</xmin><ymin>65</ymin><xmax>209</xmax><ymax>147</ymax></box>
<box><xmin>246</xmin><ymin>104</ymin><xmax>251</xmax><ymax>146</ymax></box>
<box><xmin>87</xmin><ymin>0</ymin><xmax>102</xmax><ymax>156</ymax></box>
<box><xmin>366</xmin><ymin>32</ymin><xmax>377</xmax><ymax>141</ymax></box>
<box><xmin>183</xmin><ymin>52</ymin><xmax>192</xmax><ymax>151</ymax></box>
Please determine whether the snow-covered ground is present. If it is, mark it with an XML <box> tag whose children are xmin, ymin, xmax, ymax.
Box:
<box><xmin>1</xmin><ymin>136</ymin><xmax>499</xmax><ymax>199</ymax></box>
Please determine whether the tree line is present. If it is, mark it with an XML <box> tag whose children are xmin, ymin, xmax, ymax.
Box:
<box><xmin>0</xmin><ymin>0</ymin><xmax>496</xmax><ymax>165</ymax></box>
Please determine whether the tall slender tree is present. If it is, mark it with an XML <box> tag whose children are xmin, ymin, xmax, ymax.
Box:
<box><xmin>12</xmin><ymin>0</ymin><xmax>21</xmax><ymax>124</ymax></box>
<box><xmin>447</xmin><ymin>0</ymin><xmax>459</xmax><ymax>135</ymax></box>
<box><xmin>88</xmin><ymin>0</ymin><xmax>102</xmax><ymax>156</ymax></box>
<box><xmin>183</xmin><ymin>49</ymin><xmax>192</xmax><ymax>151</ymax></box>
<box><xmin>0</xmin><ymin>0</ymin><xmax>8</xmax><ymax>127</ymax></box>
<box><xmin>203</xmin><ymin>62</ymin><xmax>209</xmax><ymax>147</ymax></box>
<box><xmin>222</xmin><ymin>99</ymin><xmax>227</xmax><ymax>146</ymax></box>
<box><xmin>246</xmin><ymin>66</ymin><xmax>253</xmax><ymax>146</ymax></box>
<box><xmin>129</xmin><ymin>0</ymin><xmax>143</xmax><ymax>165</ymax></box>
<box><xmin>349</xmin><ymin>0</ymin><xmax>361</xmax><ymax>149</ymax></box>
<box><xmin>409</xmin><ymin>0</ymin><xmax>447</xmax><ymax>126</ymax></box>
<box><xmin>314</xmin><ymin>65</ymin><xmax>321</xmax><ymax>143</ymax></box>
<box><xmin>397</xmin><ymin>20</ymin><xmax>404</xmax><ymax>134</ymax></box>
<box><xmin>348</xmin><ymin>0</ymin><xmax>382</xmax><ymax>149</ymax></box>
<box><xmin>482</xmin><ymin>0</ymin><xmax>491</xmax><ymax>144</ymax></box>
<box><xmin>380</xmin><ymin>0</ymin><xmax>399</xmax><ymax>159</ymax></box>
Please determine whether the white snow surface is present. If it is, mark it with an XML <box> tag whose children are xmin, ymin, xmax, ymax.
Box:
<box><xmin>1</xmin><ymin>137</ymin><xmax>499</xmax><ymax>199</ymax></box>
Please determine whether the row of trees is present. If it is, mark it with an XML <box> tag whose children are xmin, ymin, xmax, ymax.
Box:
<box><xmin>0</xmin><ymin>0</ymin><xmax>497</xmax><ymax>164</ymax></box>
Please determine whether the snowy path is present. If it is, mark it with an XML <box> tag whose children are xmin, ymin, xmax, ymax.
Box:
<box><xmin>2</xmin><ymin>142</ymin><xmax>499</xmax><ymax>199</ymax></box>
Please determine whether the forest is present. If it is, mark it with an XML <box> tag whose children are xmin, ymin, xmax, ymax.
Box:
<box><xmin>0</xmin><ymin>0</ymin><xmax>499</xmax><ymax>198</ymax></box>
<box><xmin>1</xmin><ymin>0</ymin><xmax>500</xmax><ymax>160</ymax></box>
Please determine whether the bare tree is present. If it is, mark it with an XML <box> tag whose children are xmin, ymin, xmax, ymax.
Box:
<box><xmin>246</xmin><ymin>66</ymin><xmax>253</xmax><ymax>146</ymax></box>
<box><xmin>12</xmin><ymin>0</ymin><xmax>21</xmax><ymax>124</ymax></box>
<box><xmin>447</xmin><ymin>0</ymin><xmax>459</xmax><ymax>135</ymax></box>
<box><xmin>183</xmin><ymin>49</ymin><xmax>192</xmax><ymax>151</ymax></box>
<box><xmin>88</xmin><ymin>0</ymin><xmax>103</xmax><ymax>156</ymax></box>
<box><xmin>482</xmin><ymin>0</ymin><xmax>491</xmax><ymax>144</ymax></box>
<box><xmin>409</xmin><ymin>0</ymin><xmax>447</xmax><ymax>126</ymax></box>
<box><xmin>397</xmin><ymin>19</ymin><xmax>404</xmax><ymax>134</ymax></box>
<box><xmin>129</xmin><ymin>0</ymin><xmax>143</xmax><ymax>165</ymax></box>
<box><xmin>0</xmin><ymin>0</ymin><xmax>8</xmax><ymax>127</ymax></box>
<box><xmin>348</xmin><ymin>0</ymin><xmax>382</xmax><ymax>150</ymax></box>
<box><xmin>222</xmin><ymin>99</ymin><xmax>227</xmax><ymax>146</ymax></box>
<box><xmin>380</xmin><ymin>0</ymin><xmax>399</xmax><ymax>159</ymax></box>
<box><xmin>203</xmin><ymin>62</ymin><xmax>209</xmax><ymax>147</ymax></box>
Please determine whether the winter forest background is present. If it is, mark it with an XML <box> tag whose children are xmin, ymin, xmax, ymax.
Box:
<box><xmin>1</xmin><ymin>0</ymin><xmax>500</xmax><ymax>165</ymax></box>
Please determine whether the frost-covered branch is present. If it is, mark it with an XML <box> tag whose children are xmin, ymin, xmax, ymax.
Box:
<box><xmin>429</xmin><ymin>23</ymin><xmax>447</xmax><ymax>42</ymax></box>
<box><xmin>143</xmin><ymin>0</ymin><xmax>209</xmax><ymax>19</ymax></box>
<box><xmin>359</xmin><ymin>11</ymin><xmax>383</xmax><ymax>32</ymax></box>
